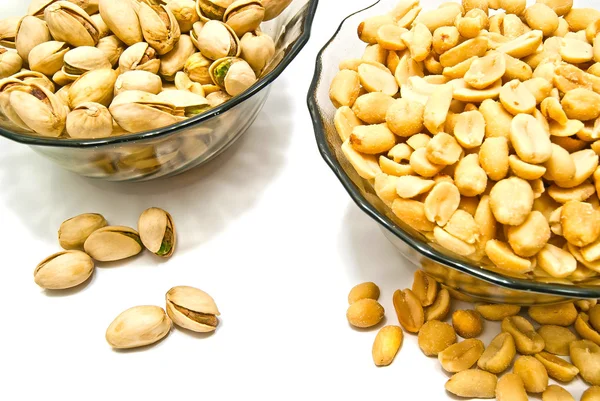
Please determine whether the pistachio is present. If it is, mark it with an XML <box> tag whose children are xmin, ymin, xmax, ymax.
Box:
<box><xmin>174</xmin><ymin>71</ymin><xmax>205</xmax><ymax>96</ymax></box>
<box><xmin>114</xmin><ymin>70</ymin><xmax>163</xmax><ymax>96</ymax></box>
<box><xmin>137</xmin><ymin>207</ymin><xmax>176</xmax><ymax>257</ymax></box>
<box><xmin>0</xmin><ymin>50</ymin><xmax>23</xmax><ymax>80</ymax></box>
<box><xmin>224</xmin><ymin>0</ymin><xmax>265</xmax><ymax>37</ymax></box>
<box><xmin>239</xmin><ymin>31</ymin><xmax>275</xmax><ymax>76</ymax></box>
<box><xmin>58</xmin><ymin>213</ymin><xmax>108</xmax><ymax>249</ymax></box>
<box><xmin>83</xmin><ymin>225</ymin><xmax>143</xmax><ymax>262</ymax></box>
<box><xmin>209</xmin><ymin>56</ymin><xmax>256</xmax><ymax>96</ymax></box>
<box><xmin>196</xmin><ymin>20</ymin><xmax>240</xmax><ymax>61</ymax></box>
<box><xmin>119</xmin><ymin>42</ymin><xmax>161</xmax><ymax>75</ymax></box>
<box><xmin>206</xmin><ymin>90</ymin><xmax>231</xmax><ymax>107</ymax></box>
<box><xmin>106</xmin><ymin>305</ymin><xmax>172</xmax><ymax>349</ymax></box>
<box><xmin>28</xmin><ymin>41</ymin><xmax>69</xmax><ymax>77</ymax></box>
<box><xmin>96</xmin><ymin>35</ymin><xmax>126</xmax><ymax>68</ymax></box>
<box><xmin>62</xmin><ymin>46</ymin><xmax>111</xmax><ymax>78</ymax></box>
<box><xmin>166</xmin><ymin>286</ymin><xmax>220</xmax><ymax>332</ymax></box>
<box><xmin>109</xmin><ymin>90</ymin><xmax>185</xmax><ymax>133</ymax></box>
<box><xmin>15</xmin><ymin>16</ymin><xmax>52</xmax><ymax>64</ymax></box>
<box><xmin>90</xmin><ymin>14</ymin><xmax>110</xmax><ymax>41</ymax></box>
<box><xmin>8</xmin><ymin>83</ymin><xmax>67</xmax><ymax>137</ymax></box>
<box><xmin>27</xmin><ymin>0</ymin><xmax>95</xmax><ymax>17</ymax></box>
<box><xmin>69</xmin><ymin>68</ymin><xmax>118</xmax><ymax>109</ymax></box>
<box><xmin>159</xmin><ymin>35</ymin><xmax>196</xmax><ymax>82</ymax></box>
<box><xmin>34</xmin><ymin>250</ymin><xmax>94</xmax><ymax>290</ymax></box>
<box><xmin>261</xmin><ymin>0</ymin><xmax>292</xmax><ymax>21</ymax></box>
<box><xmin>167</xmin><ymin>0</ymin><xmax>199</xmax><ymax>33</ymax></box>
<box><xmin>184</xmin><ymin>52</ymin><xmax>213</xmax><ymax>85</ymax></box>
<box><xmin>190</xmin><ymin>20</ymin><xmax>204</xmax><ymax>50</ymax></box>
<box><xmin>138</xmin><ymin>2</ymin><xmax>181</xmax><ymax>56</ymax></box>
<box><xmin>52</xmin><ymin>70</ymin><xmax>75</xmax><ymax>87</ymax></box>
<box><xmin>44</xmin><ymin>1</ymin><xmax>99</xmax><ymax>47</ymax></box>
<box><xmin>66</xmin><ymin>102</ymin><xmax>113</xmax><ymax>139</ymax></box>
<box><xmin>98</xmin><ymin>0</ymin><xmax>143</xmax><ymax>46</ymax></box>
<box><xmin>196</xmin><ymin>0</ymin><xmax>235</xmax><ymax>21</ymax></box>
<box><xmin>0</xmin><ymin>16</ymin><xmax>20</xmax><ymax>49</ymax></box>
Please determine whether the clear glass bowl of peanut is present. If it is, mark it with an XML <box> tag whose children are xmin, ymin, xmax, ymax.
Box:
<box><xmin>309</xmin><ymin>0</ymin><xmax>600</xmax><ymax>304</ymax></box>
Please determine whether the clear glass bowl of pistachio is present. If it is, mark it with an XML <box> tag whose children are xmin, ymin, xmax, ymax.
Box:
<box><xmin>0</xmin><ymin>0</ymin><xmax>317</xmax><ymax>181</ymax></box>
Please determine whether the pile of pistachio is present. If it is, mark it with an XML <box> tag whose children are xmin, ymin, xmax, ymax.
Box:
<box><xmin>347</xmin><ymin>274</ymin><xmax>600</xmax><ymax>400</ymax></box>
<box><xmin>0</xmin><ymin>0</ymin><xmax>292</xmax><ymax>139</ymax></box>
<box><xmin>34</xmin><ymin>207</ymin><xmax>175</xmax><ymax>290</ymax></box>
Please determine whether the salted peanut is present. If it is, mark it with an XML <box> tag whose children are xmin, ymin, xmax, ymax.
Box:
<box><xmin>502</xmin><ymin>316</ymin><xmax>545</xmax><ymax>355</ymax></box>
<box><xmin>490</xmin><ymin>177</ymin><xmax>534</xmax><ymax>226</ymax></box>
<box><xmin>549</xmin><ymin>120</ymin><xmax>585</xmax><ymax>139</ymax></box>
<box><xmin>352</xmin><ymin>92</ymin><xmax>395</xmax><ymax>124</ymax></box>
<box><xmin>412</xmin><ymin>270</ymin><xmax>438</xmax><ymax>307</ymax></box>
<box><xmin>496</xmin><ymin>373</ymin><xmax>528</xmax><ymax>401</ymax></box>
<box><xmin>363</xmin><ymin>44</ymin><xmax>388</xmax><ymax>65</ymax></box>
<box><xmin>424</xmin><ymin>84</ymin><xmax>453</xmax><ymax>134</ymax></box>
<box><xmin>593</xmin><ymin>140</ymin><xmax>600</xmax><ymax>155</ymax></box>
<box><xmin>509</xmin><ymin>156</ymin><xmax>547</xmax><ymax>180</ymax></box>
<box><xmin>393</xmin><ymin>288</ymin><xmax>424</xmax><ymax>333</ymax></box>
<box><xmin>582</xmin><ymin>386</ymin><xmax>600</xmax><ymax>401</ymax></box>
<box><xmin>388</xmin><ymin>0</ymin><xmax>420</xmax><ymax>22</ymax></box>
<box><xmin>499</xmin><ymin>80</ymin><xmax>536</xmax><ymax>116</ymax></box>
<box><xmin>537</xmin><ymin>325</ymin><xmax>578</xmax><ymax>355</ymax></box>
<box><xmin>523</xmin><ymin>78</ymin><xmax>552</xmax><ymax>106</ymax></box>
<box><xmin>474</xmin><ymin>195</ymin><xmax>496</xmax><ymax>246</ymax></box>
<box><xmin>377</xmin><ymin>24</ymin><xmax>408</xmax><ymax>51</ymax></box>
<box><xmin>401</xmin><ymin>23</ymin><xmax>432</xmax><ymax>63</ymax></box>
<box><xmin>385</xmin><ymin>98</ymin><xmax>424</xmax><ymax>137</ymax></box>
<box><xmin>372</xmin><ymin>325</ymin><xmax>403</xmax><ymax>367</ymax></box>
<box><xmin>569</xmin><ymin>242</ymin><xmax>600</xmax><ymax>273</ymax></box>
<box><xmin>490</xmin><ymin>13</ymin><xmax>527</xmax><ymax>39</ymax></box>
<box><xmin>348</xmin><ymin>282</ymin><xmax>380</xmax><ymax>304</ymax></box>
<box><xmin>434</xmin><ymin>226</ymin><xmax>477</xmax><ymax>256</ymax></box>
<box><xmin>547</xmin><ymin>183</ymin><xmax>596</xmax><ymax>204</ymax></box>
<box><xmin>533</xmin><ymin>191</ymin><xmax>561</xmax><ymax>221</ymax></box>
<box><xmin>455</xmin><ymin>10</ymin><xmax>488</xmax><ymax>39</ymax></box>
<box><xmin>562</xmin><ymin>89</ymin><xmax>600</xmax><ymax>121</ymax></box>
<box><xmin>576</xmin><ymin>299</ymin><xmax>598</xmax><ymax>312</ymax></box>
<box><xmin>533</xmin><ymin>108</ymin><xmax>551</xmax><ymax>133</ymax></box>
<box><xmin>396</xmin><ymin>5</ymin><xmax>422</xmax><ymax>28</ymax></box>
<box><xmin>443</xmin><ymin>56</ymin><xmax>478</xmax><ymax>80</ymax></box>
<box><xmin>529</xmin><ymin>302</ymin><xmax>578</xmax><ymax>326</ymax></box>
<box><xmin>358</xmin><ymin>15</ymin><xmax>395</xmax><ymax>44</ymax></box>
<box><xmin>341</xmin><ymin>139</ymin><xmax>382</xmax><ymax>180</ymax></box>
<box><xmin>388</xmin><ymin>143</ymin><xmax>412</xmax><ymax>163</ymax></box>
<box><xmin>423</xmin><ymin>181</ymin><xmax>461</xmax><ymax>226</ymax></box>
<box><xmin>329</xmin><ymin>69</ymin><xmax>361</xmax><ymax>108</ymax></box>
<box><xmin>439</xmin><ymin>339</ymin><xmax>485</xmax><ymax>373</ymax></box>
<box><xmin>570</xmin><ymin>340</ymin><xmax>600</xmax><ymax>385</ymax></box>
<box><xmin>418</xmin><ymin>320</ymin><xmax>457</xmax><ymax>356</ymax></box>
<box><xmin>453</xmin><ymin>110</ymin><xmax>485</xmax><ymax>149</ymax></box>
<box><xmin>445</xmin><ymin>210</ymin><xmax>479</xmax><ymax>244</ymax></box>
<box><xmin>407</xmin><ymin>134</ymin><xmax>432</xmax><ymax>150</ymax></box>
<box><xmin>350</xmin><ymin>124</ymin><xmax>396</xmax><ymax>155</ymax></box>
<box><xmin>475</xmin><ymin>304</ymin><xmax>520</xmax><ymax>321</ymax></box>
<box><xmin>553</xmin><ymin>64</ymin><xmax>600</xmax><ymax>94</ymax></box>
<box><xmin>541</xmin><ymin>385</ymin><xmax>575</xmax><ymax>401</ymax></box>
<box><xmin>386</xmin><ymin>51</ymin><xmax>400</xmax><ymax>75</ymax></box>
<box><xmin>482</xmin><ymin>31</ymin><xmax>513</xmax><ymax>49</ymax></box>
<box><xmin>357</xmin><ymin>64</ymin><xmax>398</xmax><ymax>96</ymax></box>
<box><xmin>503</xmin><ymin>53</ymin><xmax>534</xmax><ymax>81</ymax></box>
<box><xmin>537</xmin><ymin>0</ymin><xmax>573</xmax><ymax>16</ymax></box>
<box><xmin>414</xmin><ymin>5</ymin><xmax>462</xmax><ymax>33</ymax></box>
<box><xmin>425</xmin><ymin>133</ymin><xmax>462</xmax><ymax>166</ymax></box>
<box><xmin>577</xmin><ymin>120</ymin><xmax>600</xmax><ymax>143</ymax></box>
<box><xmin>561</xmin><ymin>201</ymin><xmax>600</xmax><ymax>247</ymax></box>
<box><xmin>338</xmin><ymin>59</ymin><xmax>390</xmax><ymax>72</ymax></box>
<box><xmin>458</xmin><ymin>196</ymin><xmax>479</xmax><ymax>216</ymax></box>
<box><xmin>395</xmin><ymin>175</ymin><xmax>435</xmax><ymax>199</ymax></box>
<box><xmin>591</xmin><ymin>305</ymin><xmax>600</xmax><ymax>331</ymax></box>
<box><xmin>556</xmin><ymin>150</ymin><xmax>599</xmax><ymax>189</ymax></box>
<box><xmin>424</xmin><ymin>288</ymin><xmax>450</xmax><ymax>321</ymax></box>
<box><xmin>548</xmin><ymin>206</ymin><xmax>563</xmax><ymax>235</ymax></box>
<box><xmin>445</xmin><ymin>369</ymin><xmax>497</xmax><ymax>399</ymax></box>
<box><xmin>452</xmin><ymin>309</ymin><xmax>483</xmax><ymax>339</ymax></box>
<box><xmin>410</xmin><ymin>148</ymin><xmax>445</xmax><ymax>178</ymax></box>
<box><xmin>392</xmin><ymin>198</ymin><xmax>436</xmax><ymax>232</ymax></box>
<box><xmin>570</xmin><ymin>263</ymin><xmax>600</xmax><ymax>282</ymax></box>
<box><xmin>394</xmin><ymin>49</ymin><xmax>425</xmax><ymax>87</ymax></box>
<box><xmin>450</xmin><ymin>78</ymin><xmax>503</xmax><ymax>103</ymax></box>
<box><xmin>523</xmin><ymin>4</ymin><xmax>559</xmax><ymax>36</ymax></box>
<box><xmin>374</xmin><ymin>174</ymin><xmax>400</xmax><ymax>207</ymax></box>
<box><xmin>440</xmin><ymin>37</ymin><xmax>488</xmax><ymax>68</ymax></box>
<box><xmin>535</xmin><ymin>352</ymin><xmax>579</xmax><ymax>383</ymax></box>
<box><xmin>478</xmin><ymin>332</ymin><xmax>516</xmax><ymax>373</ymax></box>
<box><xmin>485</xmin><ymin>240</ymin><xmax>532</xmax><ymax>273</ymax></box>
<box><xmin>479</xmin><ymin>100</ymin><xmax>512</xmax><ymax>139</ymax></box>
<box><xmin>560</xmin><ymin>37</ymin><xmax>594</xmax><ymax>64</ymax></box>
<box><xmin>510</xmin><ymin>114</ymin><xmax>553</xmax><ymax>164</ymax></box>
<box><xmin>595</xmin><ymin>36</ymin><xmax>600</xmax><ymax>63</ymax></box>
<box><xmin>506</xmin><ymin>211</ymin><xmax>550</xmax><ymax>258</ymax></box>
<box><xmin>346</xmin><ymin>298</ymin><xmax>385</xmax><ymax>328</ymax></box>
<box><xmin>553</xmin><ymin>17</ymin><xmax>570</xmax><ymax>36</ymax></box>
<box><xmin>497</xmin><ymin>30</ymin><xmax>544</xmax><ymax>59</ymax></box>
<box><xmin>537</xmin><ymin>244</ymin><xmax>577</xmax><ymax>278</ymax></box>
<box><xmin>541</xmin><ymin>98</ymin><xmax>567</xmax><ymax>126</ymax></box>
<box><xmin>576</xmin><ymin>312</ymin><xmax>600</xmax><ymax>343</ymax></box>
<box><xmin>513</xmin><ymin>355</ymin><xmax>549</xmax><ymax>393</ymax></box>
<box><xmin>334</xmin><ymin>106</ymin><xmax>362</xmax><ymax>142</ymax></box>
<box><xmin>424</xmin><ymin>53</ymin><xmax>443</xmax><ymax>74</ymax></box>
<box><xmin>432</xmin><ymin>27</ymin><xmax>459</xmax><ymax>55</ymax></box>
<box><xmin>564</xmin><ymin>8</ymin><xmax>600</xmax><ymax>32</ymax></box>
<box><xmin>454</xmin><ymin>154</ymin><xmax>488</xmax><ymax>197</ymax></box>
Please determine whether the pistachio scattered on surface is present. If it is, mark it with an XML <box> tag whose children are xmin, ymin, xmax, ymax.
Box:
<box><xmin>106</xmin><ymin>305</ymin><xmax>172</xmax><ymax>349</ymax></box>
<box><xmin>165</xmin><ymin>286</ymin><xmax>220</xmax><ymax>332</ymax></box>
<box><xmin>83</xmin><ymin>225</ymin><xmax>143</xmax><ymax>262</ymax></box>
<box><xmin>34</xmin><ymin>250</ymin><xmax>94</xmax><ymax>290</ymax></box>
<box><xmin>58</xmin><ymin>213</ymin><xmax>107</xmax><ymax>249</ymax></box>
<box><xmin>138</xmin><ymin>207</ymin><xmax>176</xmax><ymax>257</ymax></box>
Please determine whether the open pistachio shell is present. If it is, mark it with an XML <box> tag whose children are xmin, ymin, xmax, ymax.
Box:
<box><xmin>0</xmin><ymin>79</ymin><xmax>33</xmax><ymax>130</ymax></box>
<box><xmin>114</xmin><ymin>70</ymin><xmax>163</xmax><ymax>96</ymax></box>
<box><xmin>196</xmin><ymin>20</ymin><xmax>240</xmax><ymax>60</ymax></box>
<box><xmin>138</xmin><ymin>207</ymin><xmax>176</xmax><ymax>257</ymax></box>
<box><xmin>261</xmin><ymin>0</ymin><xmax>292</xmax><ymax>21</ymax></box>
<box><xmin>0</xmin><ymin>50</ymin><xmax>23</xmax><ymax>79</ymax></box>
<box><xmin>109</xmin><ymin>90</ymin><xmax>185</xmax><ymax>133</ymax></box>
<box><xmin>206</xmin><ymin>90</ymin><xmax>231</xmax><ymax>106</ymax></box>
<box><xmin>209</xmin><ymin>56</ymin><xmax>256</xmax><ymax>96</ymax></box>
<box><xmin>90</xmin><ymin>14</ymin><xmax>111</xmax><ymax>40</ymax></box>
<box><xmin>28</xmin><ymin>0</ymin><xmax>96</xmax><ymax>17</ymax></box>
<box><xmin>118</xmin><ymin>42</ymin><xmax>161</xmax><ymax>74</ymax></box>
<box><xmin>138</xmin><ymin>2</ymin><xmax>181</xmax><ymax>56</ymax></box>
<box><xmin>96</xmin><ymin>35</ymin><xmax>127</xmax><ymax>67</ymax></box>
<box><xmin>52</xmin><ymin>69</ymin><xmax>76</xmax><ymax>86</ymax></box>
<box><xmin>105</xmin><ymin>305</ymin><xmax>172</xmax><ymax>349</ymax></box>
<box><xmin>190</xmin><ymin>21</ymin><xmax>205</xmax><ymax>50</ymax></box>
<box><xmin>12</xmin><ymin>70</ymin><xmax>55</xmax><ymax>93</ymax></box>
<box><xmin>167</xmin><ymin>0</ymin><xmax>200</xmax><ymax>33</ymax></box>
<box><xmin>240</xmin><ymin>30</ymin><xmax>275</xmax><ymax>76</ymax></box>
<box><xmin>174</xmin><ymin>71</ymin><xmax>206</xmax><ymax>96</ymax></box>
<box><xmin>34</xmin><ymin>250</ymin><xmax>95</xmax><ymax>290</ymax></box>
<box><xmin>196</xmin><ymin>0</ymin><xmax>235</xmax><ymax>21</ymax></box>
<box><xmin>98</xmin><ymin>0</ymin><xmax>143</xmax><ymax>46</ymax></box>
<box><xmin>69</xmin><ymin>68</ymin><xmax>118</xmax><ymax>108</ymax></box>
<box><xmin>28</xmin><ymin>41</ymin><xmax>70</xmax><ymax>77</ymax></box>
<box><xmin>165</xmin><ymin>286</ymin><xmax>220</xmax><ymax>332</ymax></box>
<box><xmin>0</xmin><ymin>16</ymin><xmax>21</xmax><ymax>49</ymax></box>
<box><xmin>44</xmin><ymin>1</ymin><xmax>100</xmax><ymax>47</ymax></box>
<box><xmin>159</xmin><ymin>34</ymin><xmax>196</xmax><ymax>81</ymax></box>
<box><xmin>84</xmin><ymin>225</ymin><xmax>143</xmax><ymax>262</ymax></box>
<box><xmin>62</xmin><ymin>46</ymin><xmax>111</xmax><ymax>78</ymax></box>
<box><xmin>66</xmin><ymin>102</ymin><xmax>113</xmax><ymax>138</ymax></box>
<box><xmin>183</xmin><ymin>52</ymin><xmax>213</xmax><ymax>84</ymax></box>
<box><xmin>58</xmin><ymin>212</ymin><xmax>108</xmax><ymax>249</ymax></box>
<box><xmin>9</xmin><ymin>82</ymin><xmax>67</xmax><ymax>137</ymax></box>
<box><xmin>156</xmin><ymin>90</ymin><xmax>211</xmax><ymax>117</ymax></box>
<box><xmin>224</xmin><ymin>0</ymin><xmax>265</xmax><ymax>37</ymax></box>
<box><xmin>15</xmin><ymin>16</ymin><xmax>52</xmax><ymax>64</ymax></box>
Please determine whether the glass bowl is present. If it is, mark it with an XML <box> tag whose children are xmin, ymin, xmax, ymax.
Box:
<box><xmin>307</xmin><ymin>0</ymin><xmax>600</xmax><ymax>305</ymax></box>
<box><xmin>0</xmin><ymin>0</ymin><xmax>318</xmax><ymax>182</ymax></box>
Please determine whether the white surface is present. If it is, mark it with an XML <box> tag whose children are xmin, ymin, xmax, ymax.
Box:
<box><xmin>0</xmin><ymin>1</ymin><xmax>592</xmax><ymax>400</ymax></box>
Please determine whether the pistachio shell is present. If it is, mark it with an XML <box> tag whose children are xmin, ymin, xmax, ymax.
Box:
<box><xmin>54</xmin><ymin>83</ymin><xmax>71</xmax><ymax>106</ymax></box>
<box><xmin>66</xmin><ymin>102</ymin><xmax>113</xmax><ymax>138</ymax></box>
<box><xmin>84</xmin><ymin>225</ymin><xmax>143</xmax><ymax>262</ymax></box>
<box><xmin>109</xmin><ymin>90</ymin><xmax>185</xmax><ymax>133</ymax></box>
<box><xmin>240</xmin><ymin>30</ymin><xmax>275</xmax><ymax>76</ymax></box>
<box><xmin>58</xmin><ymin>212</ymin><xmax>108</xmax><ymax>249</ymax></box>
<box><xmin>167</xmin><ymin>0</ymin><xmax>200</xmax><ymax>33</ymax></box>
<box><xmin>196</xmin><ymin>20</ymin><xmax>240</xmax><ymax>60</ymax></box>
<box><xmin>98</xmin><ymin>0</ymin><xmax>143</xmax><ymax>46</ymax></box>
<box><xmin>138</xmin><ymin>2</ymin><xmax>181</xmax><ymax>56</ymax></box>
<box><xmin>106</xmin><ymin>305</ymin><xmax>172</xmax><ymax>349</ymax></box>
<box><xmin>69</xmin><ymin>68</ymin><xmax>118</xmax><ymax>108</ymax></box>
<box><xmin>44</xmin><ymin>1</ymin><xmax>99</xmax><ymax>47</ymax></box>
<box><xmin>114</xmin><ymin>70</ymin><xmax>162</xmax><ymax>96</ymax></box>
<box><xmin>34</xmin><ymin>250</ymin><xmax>94</xmax><ymax>290</ymax></box>
<box><xmin>196</xmin><ymin>0</ymin><xmax>235</xmax><ymax>21</ymax></box>
<box><xmin>138</xmin><ymin>207</ymin><xmax>176</xmax><ymax>257</ymax></box>
<box><xmin>0</xmin><ymin>50</ymin><xmax>23</xmax><ymax>79</ymax></box>
<box><xmin>15</xmin><ymin>16</ymin><xmax>52</xmax><ymax>63</ymax></box>
<box><xmin>190</xmin><ymin>20</ymin><xmax>205</xmax><ymax>50</ymax></box>
<box><xmin>90</xmin><ymin>14</ymin><xmax>111</xmax><ymax>40</ymax></box>
<box><xmin>156</xmin><ymin>90</ymin><xmax>210</xmax><ymax>117</ymax></box>
<box><xmin>12</xmin><ymin>70</ymin><xmax>56</xmax><ymax>93</ymax></box>
<box><xmin>63</xmin><ymin>46</ymin><xmax>111</xmax><ymax>77</ymax></box>
<box><xmin>209</xmin><ymin>56</ymin><xmax>256</xmax><ymax>96</ymax></box>
<box><xmin>261</xmin><ymin>0</ymin><xmax>292</xmax><ymax>21</ymax></box>
<box><xmin>96</xmin><ymin>35</ymin><xmax>126</xmax><ymax>67</ymax></box>
<box><xmin>174</xmin><ymin>71</ymin><xmax>206</xmax><ymax>96</ymax></box>
<box><xmin>165</xmin><ymin>286</ymin><xmax>220</xmax><ymax>332</ymax></box>
<box><xmin>28</xmin><ymin>0</ymin><xmax>96</xmax><ymax>17</ymax></box>
<box><xmin>28</xmin><ymin>41</ymin><xmax>70</xmax><ymax>77</ymax></box>
<box><xmin>118</xmin><ymin>42</ymin><xmax>161</xmax><ymax>74</ymax></box>
<box><xmin>159</xmin><ymin>35</ymin><xmax>196</xmax><ymax>81</ymax></box>
<box><xmin>183</xmin><ymin>52</ymin><xmax>213</xmax><ymax>84</ymax></box>
<box><xmin>9</xmin><ymin>83</ymin><xmax>67</xmax><ymax>137</ymax></box>
<box><xmin>0</xmin><ymin>16</ymin><xmax>21</xmax><ymax>49</ymax></box>
<box><xmin>224</xmin><ymin>0</ymin><xmax>265</xmax><ymax>37</ymax></box>
<box><xmin>206</xmin><ymin>90</ymin><xmax>231</xmax><ymax>106</ymax></box>
<box><xmin>0</xmin><ymin>79</ymin><xmax>33</xmax><ymax>130</ymax></box>
<box><xmin>52</xmin><ymin>69</ymin><xmax>76</xmax><ymax>87</ymax></box>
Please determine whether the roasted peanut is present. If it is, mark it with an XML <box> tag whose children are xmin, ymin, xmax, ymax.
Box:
<box><xmin>426</xmin><ymin>132</ymin><xmax>462</xmax><ymax>166</ymax></box>
<box><xmin>499</xmin><ymin>0</ymin><xmax>527</xmax><ymax>15</ymax></box>
<box><xmin>509</xmin><ymin>155</ymin><xmax>547</xmax><ymax>180</ymax></box>
<box><xmin>535</xmin><ymin>352</ymin><xmax>580</xmax><ymax>382</ymax></box>
<box><xmin>562</xmin><ymin>88</ymin><xmax>600</xmax><ymax>122</ymax></box>
<box><xmin>475</xmin><ymin>304</ymin><xmax>520</xmax><ymax>321</ymax></box>
<box><xmin>341</xmin><ymin>139</ymin><xmax>382</xmax><ymax>180</ymax></box>
<box><xmin>570</xmin><ymin>339</ymin><xmax>600</xmax><ymax>385</ymax></box>
<box><xmin>377</xmin><ymin>24</ymin><xmax>408</xmax><ymax>51</ymax></box>
<box><xmin>575</xmin><ymin>312</ymin><xmax>600</xmax><ymax>346</ymax></box>
<box><xmin>358</xmin><ymin>15</ymin><xmax>395</xmax><ymax>44</ymax></box>
<box><xmin>358</xmin><ymin>63</ymin><xmax>398</xmax><ymax>96</ymax></box>
<box><xmin>432</xmin><ymin>26</ymin><xmax>460</xmax><ymax>55</ymax></box>
<box><xmin>348</xmin><ymin>282</ymin><xmax>380</xmax><ymax>304</ymax></box>
<box><xmin>415</xmin><ymin>6</ymin><xmax>462</xmax><ymax>33</ymax></box>
<box><xmin>372</xmin><ymin>325</ymin><xmax>403</xmax><ymax>366</ymax></box>
<box><xmin>334</xmin><ymin>106</ymin><xmax>362</xmax><ymax>142</ymax></box>
<box><xmin>352</xmin><ymin>92</ymin><xmax>396</xmax><ymax>124</ymax></box>
<box><xmin>350</xmin><ymin>124</ymin><xmax>396</xmax><ymax>155</ymax></box>
<box><xmin>440</xmin><ymin>37</ymin><xmax>489</xmax><ymax>68</ymax></box>
<box><xmin>452</xmin><ymin>309</ymin><xmax>483</xmax><ymax>338</ymax></box>
<box><xmin>478</xmin><ymin>332</ymin><xmax>516</xmax><ymax>374</ymax></box>
<box><xmin>591</xmin><ymin>305</ymin><xmax>600</xmax><ymax>331</ymax></box>
<box><xmin>445</xmin><ymin>369</ymin><xmax>498</xmax><ymax>399</ymax></box>
<box><xmin>564</xmin><ymin>8</ymin><xmax>600</xmax><ymax>32</ymax></box>
<box><xmin>537</xmin><ymin>324</ymin><xmax>579</xmax><ymax>356</ymax></box>
<box><xmin>489</xmin><ymin>177</ymin><xmax>534</xmax><ymax>226</ymax></box>
<box><xmin>537</xmin><ymin>0</ymin><xmax>573</xmax><ymax>17</ymax></box>
<box><xmin>561</xmin><ymin>201</ymin><xmax>600</xmax><ymax>247</ymax></box>
<box><xmin>536</xmin><ymin>244</ymin><xmax>578</xmax><ymax>278</ymax></box>
<box><xmin>510</xmin><ymin>114</ymin><xmax>553</xmax><ymax>164</ymax></box>
<box><xmin>402</xmin><ymin>23</ymin><xmax>432</xmax><ymax>63</ymax></box>
<box><xmin>438</xmin><ymin>339</ymin><xmax>485</xmax><ymax>373</ymax></box>
<box><xmin>528</xmin><ymin>303</ymin><xmax>578</xmax><ymax>326</ymax></box>
<box><xmin>582</xmin><ymin>386</ymin><xmax>600</xmax><ymax>401</ymax></box>
<box><xmin>329</xmin><ymin>69</ymin><xmax>361</xmax><ymax>108</ymax></box>
<box><xmin>346</xmin><ymin>298</ymin><xmax>385</xmax><ymax>328</ymax></box>
<box><xmin>513</xmin><ymin>355</ymin><xmax>549</xmax><ymax>393</ymax></box>
<box><xmin>480</xmin><ymin>99</ymin><xmax>512</xmax><ymax>139</ymax></box>
<box><xmin>496</xmin><ymin>373</ymin><xmax>528</xmax><ymax>401</ymax></box>
<box><xmin>497</xmin><ymin>30</ymin><xmax>544</xmax><ymax>59</ymax></box>
<box><xmin>486</xmin><ymin>240</ymin><xmax>533</xmax><ymax>273</ymax></box>
<box><xmin>423</xmin><ymin>84</ymin><xmax>453</xmax><ymax>134</ymax></box>
<box><xmin>392</xmin><ymin>198</ymin><xmax>437</xmax><ymax>232</ymax></box>
<box><xmin>385</xmin><ymin>98</ymin><xmax>424</xmax><ymax>137</ymax></box>
<box><xmin>454</xmin><ymin>110</ymin><xmax>485</xmax><ymax>149</ymax></box>
<box><xmin>524</xmin><ymin>3</ymin><xmax>559</xmax><ymax>36</ymax></box>
<box><xmin>411</xmin><ymin>270</ymin><xmax>438</xmax><ymax>307</ymax></box>
<box><xmin>507</xmin><ymin>211</ymin><xmax>551</xmax><ymax>257</ymax></box>
<box><xmin>418</xmin><ymin>320</ymin><xmax>457</xmax><ymax>356</ymax></box>
<box><xmin>541</xmin><ymin>385</ymin><xmax>575</xmax><ymax>401</ymax></box>
<box><xmin>393</xmin><ymin>288</ymin><xmax>424</xmax><ymax>333</ymax></box>
<box><xmin>444</xmin><ymin>209</ymin><xmax>479</xmax><ymax>244</ymax></box>
<box><xmin>502</xmin><ymin>315</ymin><xmax>545</xmax><ymax>355</ymax></box>
<box><xmin>425</xmin><ymin>287</ymin><xmax>451</xmax><ymax>321</ymax></box>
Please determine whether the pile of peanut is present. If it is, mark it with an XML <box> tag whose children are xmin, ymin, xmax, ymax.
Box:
<box><xmin>329</xmin><ymin>0</ymin><xmax>600</xmax><ymax>284</ymax></box>
<box><xmin>346</xmin><ymin>274</ymin><xmax>600</xmax><ymax>400</ymax></box>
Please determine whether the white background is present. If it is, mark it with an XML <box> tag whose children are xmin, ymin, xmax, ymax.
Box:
<box><xmin>0</xmin><ymin>0</ymin><xmax>592</xmax><ymax>400</ymax></box>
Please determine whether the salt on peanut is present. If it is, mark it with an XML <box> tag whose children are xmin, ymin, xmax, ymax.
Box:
<box><xmin>445</xmin><ymin>369</ymin><xmax>498</xmax><ymax>399</ymax></box>
<box><xmin>411</xmin><ymin>270</ymin><xmax>438</xmax><ymax>307</ymax></box>
<box><xmin>513</xmin><ymin>355</ymin><xmax>549</xmax><ymax>394</ymax></box>
<box><xmin>478</xmin><ymin>332</ymin><xmax>516</xmax><ymax>374</ymax></box>
<box><xmin>496</xmin><ymin>373</ymin><xmax>528</xmax><ymax>401</ymax></box>
<box><xmin>393</xmin><ymin>288</ymin><xmax>424</xmax><ymax>333</ymax></box>
<box><xmin>418</xmin><ymin>320</ymin><xmax>457</xmax><ymax>356</ymax></box>
<box><xmin>501</xmin><ymin>315</ymin><xmax>545</xmax><ymax>355</ymax></box>
<box><xmin>452</xmin><ymin>309</ymin><xmax>483</xmax><ymax>338</ymax></box>
<box><xmin>425</xmin><ymin>287</ymin><xmax>451</xmax><ymax>321</ymax></box>
<box><xmin>438</xmin><ymin>338</ymin><xmax>485</xmax><ymax>373</ymax></box>
<box><xmin>537</xmin><ymin>324</ymin><xmax>578</xmax><ymax>356</ymax></box>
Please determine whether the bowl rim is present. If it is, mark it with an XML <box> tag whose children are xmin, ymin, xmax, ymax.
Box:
<box><xmin>0</xmin><ymin>0</ymin><xmax>320</xmax><ymax>149</ymax></box>
<box><xmin>306</xmin><ymin>0</ymin><xmax>600</xmax><ymax>299</ymax></box>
